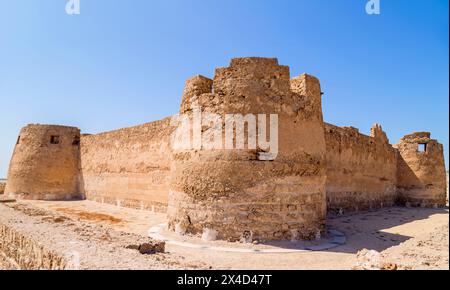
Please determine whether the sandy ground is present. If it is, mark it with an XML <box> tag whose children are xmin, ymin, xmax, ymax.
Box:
<box><xmin>0</xmin><ymin>201</ymin><xmax>207</xmax><ymax>270</ymax></box>
<box><xmin>2</xmin><ymin>200</ymin><xmax>443</xmax><ymax>270</ymax></box>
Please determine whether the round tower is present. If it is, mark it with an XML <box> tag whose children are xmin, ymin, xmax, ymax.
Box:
<box><xmin>396</xmin><ymin>132</ymin><xmax>447</xmax><ymax>207</ymax></box>
<box><xmin>168</xmin><ymin>58</ymin><xmax>327</xmax><ymax>241</ymax></box>
<box><xmin>4</xmin><ymin>124</ymin><xmax>83</xmax><ymax>200</ymax></box>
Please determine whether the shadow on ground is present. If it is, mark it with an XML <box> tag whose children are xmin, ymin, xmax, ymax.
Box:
<box><xmin>253</xmin><ymin>207</ymin><xmax>449</xmax><ymax>253</ymax></box>
<box><xmin>324</xmin><ymin>206</ymin><xmax>449</xmax><ymax>253</ymax></box>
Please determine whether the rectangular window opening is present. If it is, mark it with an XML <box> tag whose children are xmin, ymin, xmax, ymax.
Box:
<box><xmin>418</xmin><ymin>143</ymin><xmax>427</xmax><ymax>152</ymax></box>
<box><xmin>50</xmin><ymin>135</ymin><xmax>60</xmax><ymax>145</ymax></box>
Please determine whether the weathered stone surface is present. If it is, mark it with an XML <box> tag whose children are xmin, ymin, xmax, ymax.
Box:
<box><xmin>325</xmin><ymin>123</ymin><xmax>398</xmax><ymax>214</ymax></box>
<box><xmin>79</xmin><ymin>118</ymin><xmax>175</xmax><ymax>213</ymax></box>
<box><xmin>5</xmin><ymin>125</ymin><xmax>83</xmax><ymax>201</ymax></box>
<box><xmin>126</xmin><ymin>241</ymin><xmax>165</xmax><ymax>254</ymax></box>
<box><xmin>395</xmin><ymin>132</ymin><xmax>447</xmax><ymax>207</ymax></box>
<box><xmin>168</xmin><ymin>57</ymin><xmax>327</xmax><ymax>241</ymax></box>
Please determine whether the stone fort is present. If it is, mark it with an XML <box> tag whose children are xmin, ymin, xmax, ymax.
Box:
<box><xmin>3</xmin><ymin>57</ymin><xmax>447</xmax><ymax>242</ymax></box>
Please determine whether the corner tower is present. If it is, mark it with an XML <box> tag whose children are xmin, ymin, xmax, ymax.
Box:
<box><xmin>168</xmin><ymin>57</ymin><xmax>327</xmax><ymax>241</ymax></box>
<box><xmin>395</xmin><ymin>132</ymin><xmax>447</xmax><ymax>207</ymax></box>
<box><xmin>5</xmin><ymin>124</ymin><xmax>83</xmax><ymax>200</ymax></box>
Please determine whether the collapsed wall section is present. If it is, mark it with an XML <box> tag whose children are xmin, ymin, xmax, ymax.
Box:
<box><xmin>395</xmin><ymin>132</ymin><xmax>447</xmax><ymax>207</ymax></box>
<box><xmin>80</xmin><ymin>118</ymin><xmax>174</xmax><ymax>212</ymax></box>
<box><xmin>325</xmin><ymin>123</ymin><xmax>398</xmax><ymax>214</ymax></box>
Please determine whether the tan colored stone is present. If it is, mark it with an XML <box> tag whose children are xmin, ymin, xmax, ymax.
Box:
<box><xmin>168</xmin><ymin>57</ymin><xmax>327</xmax><ymax>241</ymax></box>
<box><xmin>5</xmin><ymin>125</ymin><xmax>82</xmax><ymax>200</ymax></box>
<box><xmin>395</xmin><ymin>132</ymin><xmax>447</xmax><ymax>207</ymax></box>
<box><xmin>325</xmin><ymin>123</ymin><xmax>398</xmax><ymax>214</ymax></box>
<box><xmin>3</xmin><ymin>57</ymin><xmax>447</xmax><ymax>242</ymax></box>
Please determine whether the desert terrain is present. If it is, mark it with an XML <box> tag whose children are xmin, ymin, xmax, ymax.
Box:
<box><xmin>1</xmin><ymin>199</ymin><xmax>448</xmax><ymax>270</ymax></box>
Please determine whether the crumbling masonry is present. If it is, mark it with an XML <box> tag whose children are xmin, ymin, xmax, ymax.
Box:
<box><xmin>4</xmin><ymin>58</ymin><xmax>447</xmax><ymax>241</ymax></box>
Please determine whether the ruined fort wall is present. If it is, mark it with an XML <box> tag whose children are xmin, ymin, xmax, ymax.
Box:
<box><xmin>325</xmin><ymin>123</ymin><xmax>398</xmax><ymax>214</ymax></box>
<box><xmin>80</xmin><ymin>118</ymin><xmax>174</xmax><ymax>212</ymax></box>
<box><xmin>3</xmin><ymin>57</ymin><xmax>446</xmax><ymax>245</ymax></box>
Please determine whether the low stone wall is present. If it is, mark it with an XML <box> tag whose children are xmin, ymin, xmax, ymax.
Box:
<box><xmin>0</xmin><ymin>223</ymin><xmax>69</xmax><ymax>270</ymax></box>
<box><xmin>0</xmin><ymin>204</ymin><xmax>70</xmax><ymax>269</ymax></box>
<box><xmin>325</xmin><ymin>123</ymin><xmax>398</xmax><ymax>214</ymax></box>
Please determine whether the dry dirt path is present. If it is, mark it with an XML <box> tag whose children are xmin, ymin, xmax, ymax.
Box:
<box><xmin>21</xmin><ymin>200</ymin><xmax>449</xmax><ymax>270</ymax></box>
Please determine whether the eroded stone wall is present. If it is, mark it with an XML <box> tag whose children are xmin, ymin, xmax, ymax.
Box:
<box><xmin>325</xmin><ymin>123</ymin><xmax>398</xmax><ymax>214</ymax></box>
<box><xmin>5</xmin><ymin>125</ymin><xmax>82</xmax><ymax>200</ymax></box>
<box><xmin>3</xmin><ymin>57</ymin><xmax>447</xmax><ymax>242</ymax></box>
<box><xmin>80</xmin><ymin>118</ymin><xmax>174</xmax><ymax>212</ymax></box>
<box><xmin>168</xmin><ymin>58</ymin><xmax>327</xmax><ymax>241</ymax></box>
<box><xmin>395</xmin><ymin>132</ymin><xmax>447</xmax><ymax>207</ymax></box>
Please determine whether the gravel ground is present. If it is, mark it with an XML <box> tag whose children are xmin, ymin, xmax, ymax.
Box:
<box><xmin>379</xmin><ymin>223</ymin><xmax>449</xmax><ymax>269</ymax></box>
<box><xmin>0</xmin><ymin>202</ymin><xmax>209</xmax><ymax>270</ymax></box>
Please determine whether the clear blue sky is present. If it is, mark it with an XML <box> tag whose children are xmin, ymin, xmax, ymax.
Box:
<box><xmin>0</xmin><ymin>0</ymin><xmax>448</xmax><ymax>178</ymax></box>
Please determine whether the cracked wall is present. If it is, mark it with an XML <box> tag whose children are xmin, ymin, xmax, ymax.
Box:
<box><xmin>325</xmin><ymin>123</ymin><xmax>398</xmax><ymax>214</ymax></box>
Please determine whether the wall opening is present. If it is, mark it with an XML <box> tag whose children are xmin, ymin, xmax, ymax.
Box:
<box><xmin>72</xmin><ymin>137</ymin><xmax>80</xmax><ymax>146</ymax></box>
<box><xmin>418</xmin><ymin>143</ymin><xmax>427</xmax><ymax>153</ymax></box>
<box><xmin>16</xmin><ymin>136</ymin><xmax>20</xmax><ymax>145</ymax></box>
<box><xmin>50</xmin><ymin>135</ymin><xmax>60</xmax><ymax>145</ymax></box>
